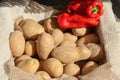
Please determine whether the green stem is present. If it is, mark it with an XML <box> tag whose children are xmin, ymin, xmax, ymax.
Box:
<box><xmin>92</xmin><ymin>6</ymin><xmax>99</xmax><ymax>14</ymax></box>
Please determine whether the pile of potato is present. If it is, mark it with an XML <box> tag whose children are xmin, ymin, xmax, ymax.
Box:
<box><xmin>9</xmin><ymin>16</ymin><xmax>106</xmax><ymax>80</ymax></box>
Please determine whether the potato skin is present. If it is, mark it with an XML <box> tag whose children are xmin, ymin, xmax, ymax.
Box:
<box><xmin>64</xmin><ymin>33</ymin><xmax>78</xmax><ymax>42</ymax></box>
<box><xmin>82</xmin><ymin>61</ymin><xmax>98</xmax><ymax>75</ymax></box>
<box><xmin>77</xmin><ymin>33</ymin><xmax>99</xmax><ymax>46</ymax></box>
<box><xmin>9</xmin><ymin>31</ymin><xmax>25</xmax><ymax>57</ymax></box>
<box><xmin>15</xmin><ymin>55</ymin><xmax>31</xmax><ymax>64</ymax></box>
<box><xmin>44</xmin><ymin>17</ymin><xmax>58</xmax><ymax>33</ymax></box>
<box><xmin>37</xmin><ymin>32</ymin><xmax>54</xmax><ymax>60</ymax></box>
<box><xmin>51</xmin><ymin>46</ymin><xmax>91</xmax><ymax>64</ymax></box>
<box><xmin>64</xmin><ymin>63</ymin><xmax>80</xmax><ymax>76</ymax></box>
<box><xmin>51</xmin><ymin>29</ymin><xmax>64</xmax><ymax>47</ymax></box>
<box><xmin>87</xmin><ymin>43</ymin><xmax>105</xmax><ymax>61</ymax></box>
<box><xmin>16</xmin><ymin>58</ymin><xmax>39</xmax><ymax>73</ymax></box>
<box><xmin>35</xmin><ymin>71</ymin><xmax>51</xmax><ymax>80</ymax></box>
<box><xmin>42</xmin><ymin>58</ymin><xmax>63</xmax><ymax>78</ymax></box>
<box><xmin>19</xmin><ymin>19</ymin><xmax>45</xmax><ymax>40</ymax></box>
<box><xmin>25</xmin><ymin>41</ymin><xmax>36</xmax><ymax>56</ymax></box>
<box><xmin>72</xmin><ymin>28</ymin><xmax>90</xmax><ymax>37</ymax></box>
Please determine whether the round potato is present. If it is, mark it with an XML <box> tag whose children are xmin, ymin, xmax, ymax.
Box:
<box><xmin>51</xmin><ymin>29</ymin><xmax>64</xmax><ymax>47</ymax></box>
<box><xmin>64</xmin><ymin>63</ymin><xmax>80</xmax><ymax>76</ymax></box>
<box><xmin>44</xmin><ymin>17</ymin><xmax>58</xmax><ymax>33</ymax></box>
<box><xmin>87</xmin><ymin>43</ymin><xmax>105</xmax><ymax>61</ymax></box>
<box><xmin>35</xmin><ymin>71</ymin><xmax>51</xmax><ymax>80</ymax></box>
<box><xmin>82</xmin><ymin>61</ymin><xmax>98</xmax><ymax>75</ymax></box>
<box><xmin>15</xmin><ymin>55</ymin><xmax>31</xmax><ymax>64</ymax></box>
<box><xmin>25</xmin><ymin>41</ymin><xmax>36</xmax><ymax>56</ymax></box>
<box><xmin>64</xmin><ymin>33</ymin><xmax>78</xmax><ymax>42</ymax></box>
<box><xmin>9</xmin><ymin>31</ymin><xmax>25</xmax><ymax>57</ymax></box>
<box><xmin>42</xmin><ymin>58</ymin><xmax>63</xmax><ymax>78</ymax></box>
<box><xmin>37</xmin><ymin>32</ymin><xmax>54</xmax><ymax>60</ymax></box>
<box><xmin>77</xmin><ymin>33</ymin><xmax>99</xmax><ymax>46</ymax></box>
<box><xmin>60</xmin><ymin>40</ymin><xmax>76</xmax><ymax>47</ymax></box>
<box><xmin>19</xmin><ymin>19</ymin><xmax>45</xmax><ymax>40</ymax></box>
<box><xmin>72</xmin><ymin>28</ymin><xmax>90</xmax><ymax>37</ymax></box>
<box><xmin>16</xmin><ymin>58</ymin><xmax>39</xmax><ymax>73</ymax></box>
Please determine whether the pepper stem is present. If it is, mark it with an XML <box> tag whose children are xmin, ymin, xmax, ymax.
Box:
<box><xmin>92</xmin><ymin>6</ymin><xmax>99</xmax><ymax>14</ymax></box>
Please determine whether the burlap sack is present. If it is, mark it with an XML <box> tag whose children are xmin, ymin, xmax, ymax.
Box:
<box><xmin>0</xmin><ymin>0</ymin><xmax>120</xmax><ymax>80</ymax></box>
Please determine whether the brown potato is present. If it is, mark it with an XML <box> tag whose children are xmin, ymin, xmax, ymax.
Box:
<box><xmin>51</xmin><ymin>29</ymin><xmax>64</xmax><ymax>47</ymax></box>
<box><xmin>37</xmin><ymin>32</ymin><xmax>54</xmax><ymax>59</ymax></box>
<box><xmin>82</xmin><ymin>61</ymin><xmax>98</xmax><ymax>75</ymax></box>
<box><xmin>25</xmin><ymin>41</ymin><xmax>36</xmax><ymax>56</ymax></box>
<box><xmin>51</xmin><ymin>46</ymin><xmax>91</xmax><ymax>64</ymax></box>
<box><xmin>35</xmin><ymin>71</ymin><xmax>51</xmax><ymax>80</ymax></box>
<box><xmin>44</xmin><ymin>17</ymin><xmax>58</xmax><ymax>33</ymax></box>
<box><xmin>64</xmin><ymin>63</ymin><xmax>80</xmax><ymax>76</ymax></box>
<box><xmin>15</xmin><ymin>55</ymin><xmax>31</xmax><ymax>64</ymax></box>
<box><xmin>64</xmin><ymin>33</ymin><xmax>78</xmax><ymax>42</ymax></box>
<box><xmin>42</xmin><ymin>58</ymin><xmax>63</xmax><ymax>78</ymax></box>
<box><xmin>16</xmin><ymin>58</ymin><xmax>39</xmax><ymax>73</ymax></box>
<box><xmin>19</xmin><ymin>19</ymin><xmax>45</xmax><ymax>40</ymax></box>
<box><xmin>87</xmin><ymin>43</ymin><xmax>105</xmax><ymax>61</ymax></box>
<box><xmin>77</xmin><ymin>33</ymin><xmax>99</xmax><ymax>46</ymax></box>
<box><xmin>9</xmin><ymin>31</ymin><xmax>25</xmax><ymax>57</ymax></box>
<box><xmin>72</xmin><ymin>28</ymin><xmax>90</xmax><ymax>37</ymax></box>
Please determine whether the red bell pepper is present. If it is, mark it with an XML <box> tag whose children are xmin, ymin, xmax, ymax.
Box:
<box><xmin>67</xmin><ymin>0</ymin><xmax>103</xmax><ymax>18</ymax></box>
<box><xmin>57</xmin><ymin>13</ymin><xmax>99</xmax><ymax>30</ymax></box>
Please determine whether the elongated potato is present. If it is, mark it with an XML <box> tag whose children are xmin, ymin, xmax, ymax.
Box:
<box><xmin>82</xmin><ymin>61</ymin><xmax>98</xmax><ymax>75</ymax></box>
<box><xmin>42</xmin><ymin>58</ymin><xmax>63</xmax><ymax>78</ymax></box>
<box><xmin>37</xmin><ymin>32</ymin><xmax>54</xmax><ymax>59</ymax></box>
<box><xmin>72</xmin><ymin>28</ymin><xmax>90</xmax><ymax>37</ymax></box>
<box><xmin>77</xmin><ymin>33</ymin><xmax>99</xmax><ymax>46</ymax></box>
<box><xmin>15</xmin><ymin>55</ymin><xmax>31</xmax><ymax>64</ymax></box>
<box><xmin>87</xmin><ymin>43</ymin><xmax>105</xmax><ymax>61</ymax></box>
<box><xmin>44</xmin><ymin>17</ymin><xmax>58</xmax><ymax>33</ymax></box>
<box><xmin>9</xmin><ymin>31</ymin><xmax>25</xmax><ymax>57</ymax></box>
<box><xmin>64</xmin><ymin>33</ymin><xmax>78</xmax><ymax>42</ymax></box>
<box><xmin>51</xmin><ymin>29</ymin><xmax>64</xmax><ymax>47</ymax></box>
<box><xmin>35</xmin><ymin>71</ymin><xmax>51</xmax><ymax>80</ymax></box>
<box><xmin>64</xmin><ymin>63</ymin><xmax>80</xmax><ymax>76</ymax></box>
<box><xmin>51</xmin><ymin>46</ymin><xmax>91</xmax><ymax>64</ymax></box>
<box><xmin>19</xmin><ymin>19</ymin><xmax>45</xmax><ymax>40</ymax></box>
<box><xmin>16</xmin><ymin>58</ymin><xmax>39</xmax><ymax>73</ymax></box>
<box><xmin>25</xmin><ymin>41</ymin><xmax>36</xmax><ymax>56</ymax></box>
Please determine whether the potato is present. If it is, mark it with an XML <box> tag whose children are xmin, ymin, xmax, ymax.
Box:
<box><xmin>77</xmin><ymin>33</ymin><xmax>99</xmax><ymax>46</ymax></box>
<box><xmin>63</xmin><ymin>76</ymin><xmax>78</xmax><ymax>80</ymax></box>
<box><xmin>19</xmin><ymin>19</ymin><xmax>45</xmax><ymax>40</ymax></box>
<box><xmin>37</xmin><ymin>32</ymin><xmax>54</xmax><ymax>59</ymax></box>
<box><xmin>25</xmin><ymin>41</ymin><xmax>36</xmax><ymax>56</ymax></box>
<box><xmin>44</xmin><ymin>17</ymin><xmax>58</xmax><ymax>33</ymax></box>
<box><xmin>14</xmin><ymin>16</ymin><xmax>24</xmax><ymax>31</ymax></box>
<box><xmin>64</xmin><ymin>33</ymin><xmax>78</xmax><ymax>42</ymax></box>
<box><xmin>64</xmin><ymin>63</ymin><xmax>80</xmax><ymax>76</ymax></box>
<box><xmin>72</xmin><ymin>28</ymin><xmax>90</xmax><ymax>37</ymax></box>
<box><xmin>35</xmin><ymin>71</ymin><xmax>51</xmax><ymax>80</ymax></box>
<box><xmin>9</xmin><ymin>31</ymin><xmax>25</xmax><ymax>57</ymax></box>
<box><xmin>87</xmin><ymin>43</ymin><xmax>105</xmax><ymax>61</ymax></box>
<box><xmin>42</xmin><ymin>58</ymin><xmax>63</xmax><ymax>78</ymax></box>
<box><xmin>16</xmin><ymin>58</ymin><xmax>39</xmax><ymax>73</ymax></box>
<box><xmin>82</xmin><ymin>61</ymin><xmax>98</xmax><ymax>75</ymax></box>
<box><xmin>51</xmin><ymin>46</ymin><xmax>91</xmax><ymax>64</ymax></box>
<box><xmin>60</xmin><ymin>40</ymin><xmax>76</xmax><ymax>47</ymax></box>
<box><xmin>15</xmin><ymin>55</ymin><xmax>31</xmax><ymax>64</ymax></box>
<box><xmin>51</xmin><ymin>29</ymin><xmax>64</xmax><ymax>47</ymax></box>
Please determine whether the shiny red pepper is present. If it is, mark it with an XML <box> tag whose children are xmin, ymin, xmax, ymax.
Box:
<box><xmin>67</xmin><ymin>0</ymin><xmax>103</xmax><ymax>18</ymax></box>
<box><xmin>57</xmin><ymin>13</ymin><xmax>99</xmax><ymax>30</ymax></box>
